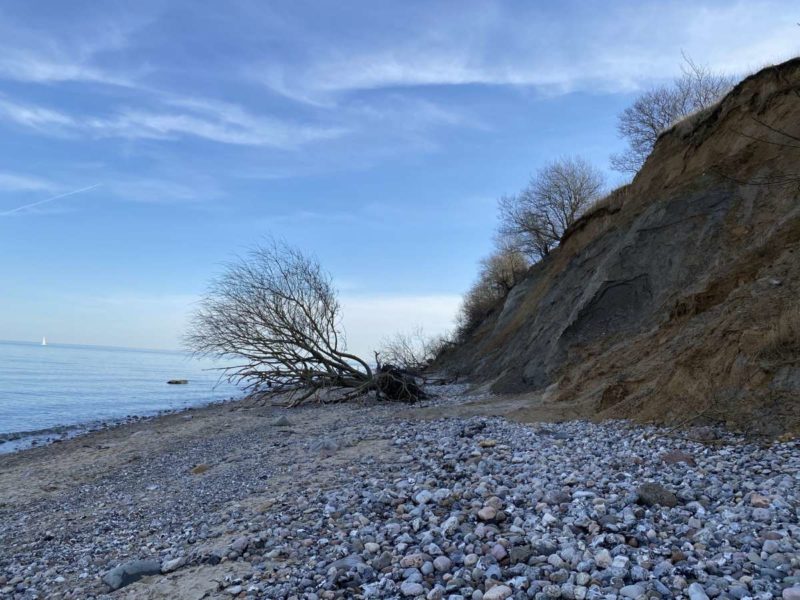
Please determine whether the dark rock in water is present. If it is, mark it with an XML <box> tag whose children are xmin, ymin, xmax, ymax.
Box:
<box><xmin>637</xmin><ymin>483</ymin><xmax>678</xmax><ymax>507</ymax></box>
<box><xmin>167</xmin><ymin>379</ymin><xmax>188</xmax><ymax>385</ymax></box>
<box><xmin>273</xmin><ymin>416</ymin><xmax>292</xmax><ymax>427</ymax></box>
<box><xmin>102</xmin><ymin>559</ymin><xmax>161</xmax><ymax>590</ymax></box>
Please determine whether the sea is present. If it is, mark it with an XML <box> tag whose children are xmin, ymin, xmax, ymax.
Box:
<box><xmin>0</xmin><ymin>340</ymin><xmax>240</xmax><ymax>453</ymax></box>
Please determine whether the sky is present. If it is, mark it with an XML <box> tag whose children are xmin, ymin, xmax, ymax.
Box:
<box><xmin>0</xmin><ymin>1</ymin><xmax>797</xmax><ymax>354</ymax></box>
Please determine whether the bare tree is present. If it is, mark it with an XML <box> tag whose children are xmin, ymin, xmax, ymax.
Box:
<box><xmin>498</xmin><ymin>156</ymin><xmax>605</xmax><ymax>260</ymax></box>
<box><xmin>611</xmin><ymin>55</ymin><xmax>735</xmax><ymax>173</ymax></box>
<box><xmin>187</xmin><ymin>240</ymin><xmax>424</xmax><ymax>404</ymax></box>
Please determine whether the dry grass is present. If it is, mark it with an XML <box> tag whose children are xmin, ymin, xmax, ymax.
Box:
<box><xmin>758</xmin><ymin>306</ymin><xmax>800</xmax><ymax>362</ymax></box>
<box><xmin>664</xmin><ymin>100</ymin><xmax>721</xmax><ymax>140</ymax></box>
<box><xmin>582</xmin><ymin>183</ymin><xmax>633</xmax><ymax>219</ymax></box>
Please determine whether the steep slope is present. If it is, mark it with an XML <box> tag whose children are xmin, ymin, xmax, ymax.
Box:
<box><xmin>439</xmin><ymin>58</ymin><xmax>800</xmax><ymax>436</ymax></box>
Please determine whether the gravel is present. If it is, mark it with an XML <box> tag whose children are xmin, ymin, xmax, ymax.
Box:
<box><xmin>1</xmin><ymin>383</ymin><xmax>799</xmax><ymax>599</ymax></box>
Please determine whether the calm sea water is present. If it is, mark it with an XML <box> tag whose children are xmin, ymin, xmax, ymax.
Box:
<box><xmin>0</xmin><ymin>340</ymin><xmax>239</xmax><ymax>445</ymax></box>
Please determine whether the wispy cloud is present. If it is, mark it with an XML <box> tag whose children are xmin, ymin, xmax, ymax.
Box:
<box><xmin>0</xmin><ymin>9</ymin><xmax>145</xmax><ymax>87</ymax></box>
<box><xmin>0</xmin><ymin>97</ymin><xmax>76</xmax><ymax>131</ymax></box>
<box><xmin>0</xmin><ymin>95</ymin><xmax>346</xmax><ymax>149</ymax></box>
<box><xmin>0</xmin><ymin>183</ymin><xmax>101</xmax><ymax>217</ymax></box>
<box><xmin>88</xmin><ymin>107</ymin><xmax>346</xmax><ymax>148</ymax></box>
<box><xmin>0</xmin><ymin>50</ymin><xmax>132</xmax><ymax>86</ymax></box>
<box><xmin>251</xmin><ymin>1</ymin><xmax>800</xmax><ymax>102</ymax></box>
<box><xmin>0</xmin><ymin>171</ymin><xmax>57</xmax><ymax>193</ymax></box>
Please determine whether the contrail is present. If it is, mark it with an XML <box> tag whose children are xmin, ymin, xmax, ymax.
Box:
<box><xmin>0</xmin><ymin>183</ymin><xmax>102</xmax><ymax>216</ymax></box>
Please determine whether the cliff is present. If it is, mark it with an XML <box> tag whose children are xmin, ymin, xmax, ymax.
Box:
<box><xmin>438</xmin><ymin>58</ymin><xmax>800</xmax><ymax>436</ymax></box>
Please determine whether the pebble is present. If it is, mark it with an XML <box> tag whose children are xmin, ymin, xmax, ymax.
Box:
<box><xmin>688</xmin><ymin>582</ymin><xmax>710</xmax><ymax>600</ymax></box>
<box><xmin>483</xmin><ymin>585</ymin><xmax>513</xmax><ymax>600</ymax></box>
<box><xmin>620</xmin><ymin>584</ymin><xmax>645</xmax><ymax>598</ymax></box>
<box><xmin>433</xmin><ymin>556</ymin><xmax>452</xmax><ymax>572</ymax></box>
<box><xmin>401</xmin><ymin>581</ymin><xmax>425</xmax><ymax>596</ymax></box>
<box><xmin>783</xmin><ymin>587</ymin><xmax>800</xmax><ymax>600</ymax></box>
<box><xmin>478</xmin><ymin>506</ymin><xmax>497</xmax><ymax>521</ymax></box>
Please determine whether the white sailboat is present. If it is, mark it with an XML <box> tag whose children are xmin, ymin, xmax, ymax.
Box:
<box><xmin>41</xmin><ymin>336</ymin><xmax>47</xmax><ymax>346</ymax></box>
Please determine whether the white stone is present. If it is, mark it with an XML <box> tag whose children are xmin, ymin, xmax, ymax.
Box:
<box><xmin>483</xmin><ymin>585</ymin><xmax>513</xmax><ymax>600</ymax></box>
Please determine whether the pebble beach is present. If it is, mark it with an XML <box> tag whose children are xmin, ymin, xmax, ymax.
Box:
<box><xmin>1</xmin><ymin>386</ymin><xmax>798</xmax><ymax>600</ymax></box>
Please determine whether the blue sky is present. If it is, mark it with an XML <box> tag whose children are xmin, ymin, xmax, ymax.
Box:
<box><xmin>0</xmin><ymin>1</ymin><xmax>797</xmax><ymax>353</ymax></box>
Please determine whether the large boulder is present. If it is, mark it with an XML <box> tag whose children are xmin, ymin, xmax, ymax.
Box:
<box><xmin>102</xmin><ymin>559</ymin><xmax>161</xmax><ymax>590</ymax></box>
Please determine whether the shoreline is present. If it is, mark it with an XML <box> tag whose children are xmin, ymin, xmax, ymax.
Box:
<box><xmin>1</xmin><ymin>386</ymin><xmax>798</xmax><ymax>599</ymax></box>
<box><xmin>0</xmin><ymin>394</ymin><xmax>241</xmax><ymax>455</ymax></box>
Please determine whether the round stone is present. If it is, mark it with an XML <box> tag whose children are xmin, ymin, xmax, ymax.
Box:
<box><xmin>433</xmin><ymin>556</ymin><xmax>452</xmax><ymax>572</ymax></box>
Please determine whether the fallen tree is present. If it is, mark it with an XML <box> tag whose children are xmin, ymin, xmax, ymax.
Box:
<box><xmin>187</xmin><ymin>240</ymin><xmax>425</xmax><ymax>405</ymax></box>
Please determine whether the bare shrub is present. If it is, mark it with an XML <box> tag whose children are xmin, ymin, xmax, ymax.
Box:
<box><xmin>456</xmin><ymin>244</ymin><xmax>530</xmax><ymax>338</ymax></box>
<box><xmin>499</xmin><ymin>156</ymin><xmax>605</xmax><ymax>260</ymax></box>
<box><xmin>612</xmin><ymin>55</ymin><xmax>735</xmax><ymax>174</ymax></box>
<box><xmin>379</xmin><ymin>326</ymin><xmax>438</xmax><ymax>372</ymax></box>
<box><xmin>187</xmin><ymin>240</ymin><xmax>424</xmax><ymax>404</ymax></box>
<box><xmin>455</xmin><ymin>278</ymin><xmax>499</xmax><ymax>338</ymax></box>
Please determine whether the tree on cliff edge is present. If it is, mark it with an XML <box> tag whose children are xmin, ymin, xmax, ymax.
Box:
<box><xmin>611</xmin><ymin>55</ymin><xmax>734</xmax><ymax>174</ymax></box>
<box><xmin>187</xmin><ymin>240</ymin><xmax>424</xmax><ymax>405</ymax></box>
<box><xmin>498</xmin><ymin>156</ymin><xmax>604</xmax><ymax>260</ymax></box>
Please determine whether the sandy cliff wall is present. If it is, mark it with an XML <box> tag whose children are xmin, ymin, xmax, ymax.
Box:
<box><xmin>439</xmin><ymin>58</ymin><xmax>800</xmax><ymax>435</ymax></box>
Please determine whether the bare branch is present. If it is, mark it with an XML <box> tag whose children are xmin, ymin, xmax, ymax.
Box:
<box><xmin>186</xmin><ymin>239</ymin><xmax>421</xmax><ymax>404</ymax></box>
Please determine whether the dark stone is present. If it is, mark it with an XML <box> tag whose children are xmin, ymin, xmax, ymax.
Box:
<box><xmin>330</xmin><ymin>554</ymin><xmax>366</xmax><ymax>572</ymax></box>
<box><xmin>544</xmin><ymin>490</ymin><xmax>572</xmax><ymax>505</ymax></box>
<box><xmin>636</xmin><ymin>483</ymin><xmax>678</xmax><ymax>507</ymax></box>
<box><xmin>661</xmin><ymin>450</ymin><xmax>696</xmax><ymax>466</ymax></box>
<box><xmin>508</xmin><ymin>545</ymin><xmax>534</xmax><ymax>564</ymax></box>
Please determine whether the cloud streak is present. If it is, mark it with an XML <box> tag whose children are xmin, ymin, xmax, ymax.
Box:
<box><xmin>0</xmin><ymin>95</ymin><xmax>346</xmax><ymax>149</ymax></box>
<box><xmin>251</xmin><ymin>1</ymin><xmax>800</xmax><ymax>102</ymax></box>
<box><xmin>0</xmin><ymin>183</ymin><xmax>101</xmax><ymax>216</ymax></box>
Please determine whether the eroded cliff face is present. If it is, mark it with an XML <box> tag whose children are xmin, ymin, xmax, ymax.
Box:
<box><xmin>440</xmin><ymin>58</ymin><xmax>800</xmax><ymax>435</ymax></box>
